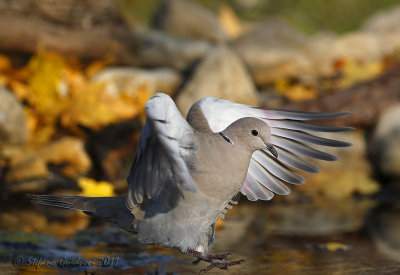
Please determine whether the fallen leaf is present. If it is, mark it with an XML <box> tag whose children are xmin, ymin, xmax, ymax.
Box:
<box><xmin>78</xmin><ymin>178</ymin><xmax>115</xmax><ymax>197</ymax></box>
<box><xmin>218</xmin><ymin>4</ymin><xmax>242</xmax><ymax>38</ymax></box>
<box><xmin>275</xmin><ymin>78</ymin><xmax>318</xmax><ymax>102</ymax></box>
<box><xmin>337</xmin><ymin>59</ymin><xmax>383</xmax><ymax>88</ymax></box>
<box><xmin>311</xmin><ymin>242</ymin><xmax>352</xmax><ymax>252</ymax></box>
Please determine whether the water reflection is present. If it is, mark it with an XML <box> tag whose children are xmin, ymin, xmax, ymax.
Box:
<box><xmin>0</xmin><ymin>196</ymin><xmax>399</xmax><ymax>274</ymax></box>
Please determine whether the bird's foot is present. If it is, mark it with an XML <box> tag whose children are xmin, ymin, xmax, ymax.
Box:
<box><xmin>199</xmin><ymin>258</ymin><xmax>245</xmax><ymax>273</ymax></box>
<box><xmin>187</xmin><ymin>250</ymin><xmax>244</xmax><ymax>272</ymax></box>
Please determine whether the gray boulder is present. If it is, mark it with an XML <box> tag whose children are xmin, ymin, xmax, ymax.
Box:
<box><xmin>232</xmin><ymin>18</ymin><xmax>312</xmax><ymax>86</ymax></box>
<box><xmin>153</xmin><ymin>0</ymin><xmax>226</xmax><ymax>42</ymax></box>
<box><xmin>176</xmin><ymin>44</ymin><xmax>259</xmax><ymax>116</ymax></box>
<box><xmin>132</xmin><ymin>29</ymin><xmax>211</xmax><ymax>70</ymax></box>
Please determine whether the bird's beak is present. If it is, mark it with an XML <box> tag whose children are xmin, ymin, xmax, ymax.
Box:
<box><xmin>265</xmin><ymin>142</ymin><xmax>278</xmax><ymax>158</ymax></box>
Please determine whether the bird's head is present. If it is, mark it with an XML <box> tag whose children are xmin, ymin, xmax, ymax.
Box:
<box><xmin>220</xmin><ymin>117</ymin><xmax>278</xmax><ymax>158</ymax></box>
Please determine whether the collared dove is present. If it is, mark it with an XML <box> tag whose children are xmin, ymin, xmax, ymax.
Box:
<box><xmin>29</xmin><ymin>93</ymin><xmax>352</xmax><ymax>272</ymax></box>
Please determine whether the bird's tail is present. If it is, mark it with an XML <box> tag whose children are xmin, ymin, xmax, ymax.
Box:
<box><xmin>27</xmin><ymin>194</ymin><xmax>135</xmax><ymax>232</ymax></box>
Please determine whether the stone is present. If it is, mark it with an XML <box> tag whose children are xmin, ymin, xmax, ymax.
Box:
<box><xmin>176</xmin><ymin>44</ymin><xmax>259</xmax><ymax>116</ymax></box>
<box><xmin>372</xmin><ymin>104</ymin><xmax>400</xmax><ymax>178</ymax></box>
<box><xmin>0</xmin><ymin>85</ymin><xmax>28</xmax><ymax>145</ymax></box>
<box><xmin>363</xmin><ymin>5</ymin><xmax>400</xmax><ymax>33</ymax></box>
<box><xmin>298</xmin><ymin>130</ymin><xmax>380</xmax><ymax>199</ymax></box>
<box><xmin>4</xmin><ymin>137</ymin><xmax>91</xmax><ymax>185</ymax></box>
<box><xmin>232</xmin><ymin>19</ymin><xmax>313</xmax><ymax>86</ymax></box>
<box><xmin>362</xmin><ymin>5</ymin><xmax>400</xmax><ymax>59</ymax></box>
<box><xmin>369</xmin><ymin>204</ymin><xmax>400</xmax><ymax>261</ymax></box>
<box><xmin>132</xmin><ymin>29</ymin><xmax>211</xmax><ymax>70</ymax></box>
<box><xmin>91</xmin><ymin>67</ymin><xmax>182</xmax><ymax>96</ymax></box>
<box><xmin>153</xmin><ymin>0</ymin><xmax>226</xmax><ymax>42</ymax></box>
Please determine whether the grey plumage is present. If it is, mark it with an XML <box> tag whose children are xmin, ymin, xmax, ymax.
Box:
<box><xmin>29</xmin><ymin>93</ymin><xmax>351</xmax><ymax>254</ymax></box>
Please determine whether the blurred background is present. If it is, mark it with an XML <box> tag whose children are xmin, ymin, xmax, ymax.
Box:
<box><xmin>1</xmin><ymin>0</ymin><xmax>400</xmax><ymax>274</ymax></box>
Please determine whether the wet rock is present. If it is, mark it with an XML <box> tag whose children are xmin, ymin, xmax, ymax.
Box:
<box><xmin>153</xmin><ymin>0</ymin><xmax>226</xmax><ymax>42</ymax></box>
<box><xmin>0</xmin><ymin>85</ymin><xmax>28</xmax><ymax>145</ymax></box>
<box><xmin>232</xmin><ymin>19</ymin><xmax>312</xmax><ymax>86</ymax></box>
<box><xmin>132</xmin><ymin>29</ymin><xmax>211</xmax><ymax>70</ymax></box>
<box><xmin>371</xmin><ymin>104</ymin><xmax>400</xmax><ymax>178</ymax></box>
<box><xmin>177</xmin><ymin>44</ymin><xmax>259</xmax><ymax>115</ymax></box>
<box><xmin>91</xmin><ymin>67</ymin><xmax>182</xmax><ymax>96</ymax></box>
<box><xmin>369</xmin><ymin>204</ymin><xmax>400</xmax><ymax>261</ymax></box>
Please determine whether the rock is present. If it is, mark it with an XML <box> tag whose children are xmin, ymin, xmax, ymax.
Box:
<box><xmin>176</xmin><ymin>44</ymin><xmax>259</xmax><ymax>116</ymax></box>
<box><xmin>363</xmin><ymin>5</ymin><xmax>400</xmax><ymax>33</ymax></box>
<box><xmin>91</xmin><ymin>67</ymin><xmax>182</xmax><ymax>96</ymax></box>
<box><xmin>35</xmin><ymin>137</ymin><xmax>92</xmax><ymax>178</ymax></box>
<box><xmin>297</xmin><ymin>130</ymin><xmax>380</xmax><ymax>199</ymax></box>
<box><xmin>153</xmin><ymin>0</ymin><xmax>226</xmax><ymax>42</ymax></box>
<box><xmin>4</xmin><ymin>137</ymin><xmax>91</xmax><ymax>185</ymax></box>
<box><xmin>232</xmin><ymin>19</ymin><xmax>313</xmax><ymax>86</ymax></box>
<box><xmin>132</xmin><ymin>29</ymin><xmax>211</xmax><ymax>70</ymax></box>
<box><xmin>362</xmin><ymin>5</ymin><xmax>400</xmax><ymax>55</ymax></box>
<box><xmin>0</xmin><ymin>85</ymin><xmax>28</xmax><ymax>145</ymax></box>
<box><xmin>372</xmin><ymin>104</ymin><xmax>400</xmax><ymax>178</ymax></box>
<box><xmin>369</xmin><ymin>204</ymin><xmax>400</xmax><ymax>261</ymax></box>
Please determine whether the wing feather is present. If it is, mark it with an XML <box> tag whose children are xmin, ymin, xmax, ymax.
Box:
<box><xmin>189</xmin><ymin>97</ymin><xmax>351</xmax><ymax>201</ymax></box>
<box><xmin>127</xmin><ymin>93</ymin><xmax>196</xmax><ymax>211</ymax></box>
<box><xmin>273</xmin><ymin>147</ymin><xmax>320</xmax><ymax>173</ymax></box>
<box><xmin>252</xmin><ymin>150</ymin><xmax>305</xmax><ymax>185</ymax></box>
<box><xmin>271</xmin><ymin>128</ymin><xmax>351</xmax><ymax>147</ymax></box>
<box><xmin>248</xmin><ymin>160</ymin><xmax>291</xmax><ymax>195</ymax></box>
<box><xmin>241</xmin><ymin>175</ymin><xmax>274</xmax><ymax>201</ymax></box>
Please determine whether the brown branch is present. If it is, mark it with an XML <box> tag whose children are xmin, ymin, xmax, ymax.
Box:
<box><xmin>0</xmin><ymin>10</ymin><xmax>137</xmax><ymax>65</ymax></box>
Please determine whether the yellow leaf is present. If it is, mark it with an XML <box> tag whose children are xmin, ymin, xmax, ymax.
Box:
<box><xmin>275</xmin><ymin>79</ymin><xmax>318</xmax><ymax>102</ymax></box>
<box><xmin>318</xmin><ymin>242</ymin><xmax>351</xmax><ymax>252</ymax></box>
<box><xmin>218</xmin><ymin>4</ymin><xmax>243</xmax><ymax>38</ymax></box>
<box><xmin>78</xmin><ymin>178</ymin><xmax>115</xmax><ymax>197</ymax></box>
<box><xmin>27</xmin><ymin>51</ymin><xmax>69</xmax><ymax>119</ymax></box>
<box><xmin>338</xmin><ymin>59</ymin><xmax>383</xmax><ymax>88</ymax></box>
<box><xmin>61</xmin><ymin>76</ymin><xmax>152</xmax><ymax>130</ymax></box>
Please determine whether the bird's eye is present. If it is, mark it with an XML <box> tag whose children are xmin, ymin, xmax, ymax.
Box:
<box><xmin>251</xmin><ymin>130</ymin><xmax>259</xmax><ymax>136</ymax></box>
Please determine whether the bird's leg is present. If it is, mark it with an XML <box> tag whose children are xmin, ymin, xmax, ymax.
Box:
<box><xmin>186</xmin><ymin>250</ymin><xmax>244</xmax><ymax>272</ymax></box>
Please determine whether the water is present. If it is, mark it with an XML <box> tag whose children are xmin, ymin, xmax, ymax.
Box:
<box><xmin>0</xmin><ymin>197</ymin><xmax>399</xmax><ymax>274</ymax></box>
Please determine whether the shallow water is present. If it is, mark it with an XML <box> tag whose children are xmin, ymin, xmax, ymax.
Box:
<box><xmin>1</xmin><ymin>197</ymin><xmax>400</xmax><ymax>274</ymax></box>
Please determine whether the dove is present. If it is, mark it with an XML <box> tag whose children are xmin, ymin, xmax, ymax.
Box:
<box><xmin>28</xmin><ymin>93</ymin><xmax>352</xmax><ymax>272</ymax></box>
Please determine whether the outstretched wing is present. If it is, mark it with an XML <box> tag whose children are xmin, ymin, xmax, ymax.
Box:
<box><xmin>190</xmin><ymin>97</ymin><xmax>352</xmax><ymax>201</ymax></box>
<box><xmin>126</xmin><ymin>93</ymin><xmax>196</xmax><ymax>212</ymax></box>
